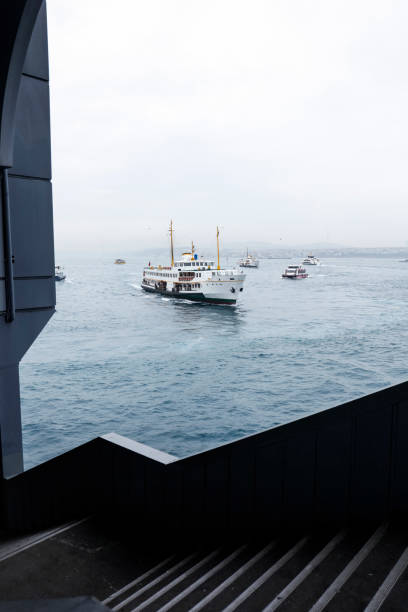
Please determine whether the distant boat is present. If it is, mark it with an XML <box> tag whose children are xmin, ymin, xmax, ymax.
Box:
<box><xmin>55</xmin><ymin>265</ymin><xmax>66</xmax><ymax>281</ymax></box>
<box><xmin>282</xmin><ymin>265</ymin><xmax>308</xmax><ymax>279</ymax></box>
<box><xmin>114</xmin><ymin>258</ymin><xmax>126</xmax><ymax>264</ymax></box>
<box><xmin>398</xmin><ymin>258</ymin><xmax>408</xmax><ymax>262</ymax></box>
<box><xmin>302</xmin><ymin>255</ymin><xmax>320</xmax><ymax>265</ymax></box>
<box><xmin>239</xmin><ymin>249</ymin><xmax>259</xmax><ymax>268</ymax></box>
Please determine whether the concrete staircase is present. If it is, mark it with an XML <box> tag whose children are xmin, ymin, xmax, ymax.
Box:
<box><xmin>102</xmin><ymin>524</ymin><xmax>408</xmax><ymax>611</ymax></box>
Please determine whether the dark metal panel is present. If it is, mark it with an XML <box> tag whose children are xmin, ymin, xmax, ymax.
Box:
<box><xmin>3</xmin><ymin>439</ymin><xmax>104</xmax><ymax>531</ymax></box>
<box><xmin>0</xmin><ymin>309</ymin><xmax>53</xmax><ymax>366</ymax></box>
<box><xmin>204</xmin><ymin>453</ymin><xmax>229</xmax><ymax>533</ymax></box>
<box><xmin>22</xmin><ymin>1</ymin><xmax>49</xmax><ymax>80</ymax></box>
<box><xmin>0</xmin><ymin>200</ymin><xmax>4</xmax><ymax>277</ymax></box>
<box><xmin>110</xmin><ymin>446</ymin><xmax>131</xmax><ymax>513</ymax></box>
<box><xmin>163</xmin><ymin>463</ymin><xmax>183</xmax><ymax>535</ymax></box>
<box><xmin>0</xmin><ymin>0</ymin><xmax>44</xmax><ymax>168</ymax></box>
<box><xmin>350</xmin><ymin>402</ymin><xmax>393</xmax><ymax>521</ymax></box>
<box><xmin>229</xmin><ymin>444</ymin><xmax>255</xmax><ymax>532</ymax></box>
<box><xmin>11</xmin><ymin>75</ymin><xmax>51</xmax><ymax>179</ymax></box>
<box><xmin>0</xmin><ymin>283</ymin><xmax>5</xmax><ymax>312</ymax></box>
<box><xmin>391</xmin><ymin>399</ymin><xmax>408</xmax><ymax>515</ymax></box>
<box><xmin>14</xmin><ymin>277</ymin><xmax>55</xmax><ymax>310</ymax></box>
<box><xmin>284</xmin><ymin>431</ymin><xmax>316</xmax><ymax>524</ymax></box>
<box><xmin>111</xmin><ymin>446</ymin><xmax>146</xmax><ymax>521</ymax></box>
<box><xmin>0</xmin><ymin>365</ymin><xmax>23</xmax><ymax>477</ymax></box>
<box><xmin>2</xmin><ymin>474</ymin><xmax>25</xmax><ymax>530</ymax></box>
<box><xmin>145</xmin><ymin>462</ymin><xmax>166</xmax><ymax>528</ymax></box>
<box><xmin>314</xmin><ymin>417</ymin><xmax>352</xmax><ymax>525</ymax></box>
<box><xmin>125</xmin><ymin>453</ymin><xmax>147</xmax><ymax>516</ymax></box>
<box><xmin>181</xmin><ymin>461</ymin><xmax>205</xmax><ymax>534</ymax></box>
<box><xmin>255</xmin><ymin>442</ymin><xmax>285</xmax><ymax>530</ymax></box>
<box><xmin>1</xmin><ymin>168</ymin><xmax>15</xmax><ymax>322</ymax></box>
<box><xmin>9</xmin><ymin>176</ymin><xmax>54</xmax><ymax>277</ymax></box>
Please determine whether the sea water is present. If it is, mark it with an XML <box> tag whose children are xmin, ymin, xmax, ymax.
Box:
<box><xmin>20</xmin><ymin>256</ymin><xmax>408</xmax><ymax>469</ymax></box>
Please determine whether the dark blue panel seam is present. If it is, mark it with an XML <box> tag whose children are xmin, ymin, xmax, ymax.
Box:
<box><xmin>8</xmin><ymin>173</ymin><xmax>51</xmax><ymax>182</ymax></box>
<box><xmin>1</xmin><ymin>169</ymin><xmax>15</xmax><ymax>322</ymax></box>
<box><xmin>14</xmin><ymin>276</ymin><xmax>53</xmax><ymax>280</ymax></box>
<box><xmin>1</xmin><ymin>306</ymin><xmax>54</xmax><ymax>315</ymax></box>
<box><xmin>0</xmin><ymin>276</ymin><xmax>53</xmax><ymax>280</ymax></box>
<box><xmin>21</xmin><ymin>72</ymin><xmax>49</xmax><ymax>83</ymax></box>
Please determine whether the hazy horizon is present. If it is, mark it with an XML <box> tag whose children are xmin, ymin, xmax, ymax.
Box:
<box><xmin>48</xmin><ymin>1</ymin><xmax>408</xmax><ymax>252</ymax></box>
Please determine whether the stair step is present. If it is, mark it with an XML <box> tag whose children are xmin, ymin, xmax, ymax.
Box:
<box><xmin>263</xmin><ymin>530</ymin><xmax>347</xmax><ymax>611</ymax></box>
<box><xmin>273</xmin><ymin>527</ymin><xmax>378</xmax><ymax>611</ymax></box>
<box><xmin>309</xmin><ymin>524</ymin><xmax>388</xmax><ymax>612</ymax></box>
<box><xmin>188</xmin><ymin>542</ymin><xmax>276</xmax><ymax>612</ymax></box>
<box><xmin>223</xmin><ymin>536</ymin><xmax>309</xmax><ymax>611</ymax></box>
<box><xmin>196</xmin><ymin>535</ymin><xmax>306</xmax><ymax>611</ymax></box>
<box><xmin>329</xmin><ymin>525</ymin><xmax>408</xmax><ymax>611</ymax></box>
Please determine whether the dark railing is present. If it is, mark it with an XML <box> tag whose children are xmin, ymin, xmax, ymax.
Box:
<box><xmin>3</xmin><ymin>380</ymin><xmax>408</xmax><ymax>541</ymax></box>
<box><xmin>1</xmin><ymin>168</ymin><xmax>15</xmax><ymax>322</ymax></box>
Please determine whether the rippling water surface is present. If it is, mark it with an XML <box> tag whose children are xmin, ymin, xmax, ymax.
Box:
<box><xmin>20</xmin><ymin>256</ymin><xmax>408</xmax><ymax>468</ymax></box>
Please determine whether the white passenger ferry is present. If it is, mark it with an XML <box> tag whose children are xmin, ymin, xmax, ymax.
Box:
<box><xmin>141</xmin><ymin>223</ymin><xmax>245</xmax><ymax>305</ymax></box>
<box><xmin>302</xmin><ymin>254</ymin><xmax>320</xmax><ymax>265</ymax></box>
<box><xmin>239</xmin><ymin>249</ymin><xmax>259</xmax><ymax>268</ymax></box>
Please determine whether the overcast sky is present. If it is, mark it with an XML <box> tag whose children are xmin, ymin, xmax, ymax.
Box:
<box><xmin>47</xmin><ymin>0</ymin><xmax>408</xmax><ymax>253</ymax></box>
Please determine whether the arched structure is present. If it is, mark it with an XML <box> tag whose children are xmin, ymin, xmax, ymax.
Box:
<box><xmin>0</xmin><ymin>0</ymin><xmax>54</xmax><ymax>477</ymax></box>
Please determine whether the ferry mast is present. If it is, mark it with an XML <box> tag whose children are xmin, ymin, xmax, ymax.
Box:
<box><xmin>169</xmin><ymin>220</ymin><xmax>174</xmax><ymax>267</ymax></box>
<box><xmin>217</xmin><ymin>226</ymin><xmax>220</xmax><ymax>270</ymax></box>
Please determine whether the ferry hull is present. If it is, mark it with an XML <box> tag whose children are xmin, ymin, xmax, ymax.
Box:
<box><xmin>282</xmin><ymin>275</ymin><xmax>308</xmax><ymax>279</ymax></box>
<box><xmin>141</xmin><ymin>283</ymin><xmax>237</xmax><ymax>304</ymax></box>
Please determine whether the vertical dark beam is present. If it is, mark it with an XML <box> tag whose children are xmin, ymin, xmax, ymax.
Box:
<box><xmin>0</xmin><ymin>365</ymin><xmax>23</xmax><ymax>477</ymax></box>
<box><xmin>1</xmin><ymin>168</ymin><xmax>15</xmax><ymax>322</ymax></box>
<box><xmin>0</xmin><ymin>1</ymin><xmax>54</xmax><ymax>491</ymax></box>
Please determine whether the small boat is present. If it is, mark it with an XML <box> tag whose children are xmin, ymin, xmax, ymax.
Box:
<box><xmin>114</xmin><ymin>258</ymin><xmax>126</xmax><ymax>264</ymax></box>
<box><xmin>239</xmin><ymin>249</ymin><xmax>259</xmax><ymax>268</ymax></box>
<box><xmin>141</xmin><ymin>222</ymin><xmax>245</xmax><ymax>304</ymax></box>
<box><xmin>282</xmin><ymin>265</ymin><xmax>308</xmax><ymax>279</ymax></box>
<box><xmin>302</xmin><ymin>255</ymin><xmax>320</xmax><ymax>265</ymax></box>
<box><xmin>55</xmin><ymin>265</ymin><xmax>66</xmax><ymax>281</ymax></box>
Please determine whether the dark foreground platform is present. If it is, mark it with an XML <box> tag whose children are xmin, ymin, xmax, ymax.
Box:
<box><xmin>2</xmin><ymin>518</ymin><xmax>408</xmax><ymax>611</ymax></box>
<box><xmin>0</xmin><ymin>598</ymin><xmax>107</xmax><ymax>612</ymax></box>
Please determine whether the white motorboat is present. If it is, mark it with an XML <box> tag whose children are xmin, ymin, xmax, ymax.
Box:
<box><xmin>55</xmin><ymin>266</ymin><xmax>66</xmax><ymax>281</ymax></box>
<box><xmin>282</xmin><ymin>265</ymin><xmax>308</xmax><ymax>279</ymax></box>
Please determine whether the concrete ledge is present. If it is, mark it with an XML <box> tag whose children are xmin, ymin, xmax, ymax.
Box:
<box><xmin>101</xmin><ymin>433</ymin><xmax>177</xmax><ymax>465</ymax></box>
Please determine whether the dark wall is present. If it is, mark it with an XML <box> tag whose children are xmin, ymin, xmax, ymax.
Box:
<box><xmin>3</xmin><ymin>382</ymin><xmax>408</xmax><ymax>540</ymax></box>
<box><xmin>0</xmin><ymin>1</ymin><xmax>54</xmax><ymax>477</ymax></box>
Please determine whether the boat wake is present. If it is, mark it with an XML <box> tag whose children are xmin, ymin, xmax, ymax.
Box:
<box><xmin>130</xmin><ymin>283</ymin><xmax>141</xmax><ymax>290</ymax></box>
